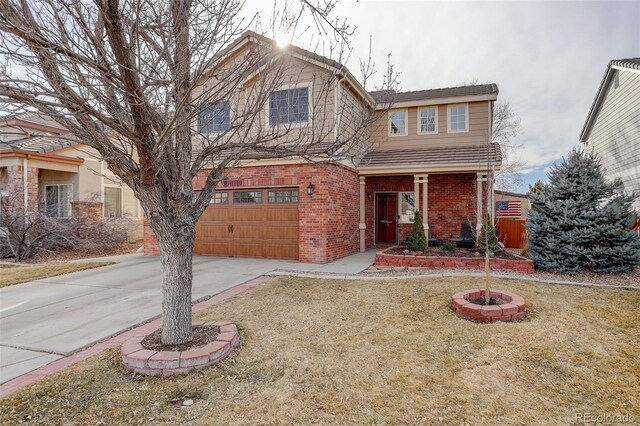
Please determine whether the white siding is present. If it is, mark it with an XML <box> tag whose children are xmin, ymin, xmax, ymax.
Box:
<box><xmin>586</xmin><ymin>69</ymin><xmax>640</xmax><ymax>211</ymax></box>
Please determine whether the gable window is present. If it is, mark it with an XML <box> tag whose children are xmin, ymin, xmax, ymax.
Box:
<box><xmin>198</xmin><ymin>101</ymin><xmax>231</xmax><ymax>134</ymax></box>
<box><xmin>269</xmin><ymin>86</ymin><xmax>310</xmax><ymax>126</ymax></box>
<box><xmin>268</xmin><ymin>190</ymin><xmax>299</xmax><ymax>203</ymax></box>
<box><xmin>233</xmin><ymin>191</ymin><xmax>262</xmax><ymax>204</ymax></box>
<box><xmin>45</xmin><ymin>184</ymin><xmax>72</xmax><ymax>218</ymax></box>
<box><xmin>389</xmin><ymin>109</ymin><xmax>407</xmax><ymax>136</ymax></box>
<box><xmin>104</xmin><ymin>186</ymin><xmax>138</xmax><ymax>218</ymax></box>
<box><xmin>448</xmin><ymin>104</ymin><xmax>468</xmax><ymax>132</ymax></box>
<box><xmin>418</xmin><ymin>107</ymin><xmax>438</xmax><ymax>134</ymax></box>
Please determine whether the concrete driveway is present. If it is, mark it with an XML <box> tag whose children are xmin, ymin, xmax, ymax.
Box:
<box><xmin>0</xmin><ymin>252</ymin><xmax>375</xmax><ymax>384</ymax></box>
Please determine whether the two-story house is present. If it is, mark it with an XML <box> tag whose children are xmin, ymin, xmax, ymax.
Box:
<box><xmin>141</xmin><ymin>31</ymin><xmax>501</xmax><ymax>263</ymax></box>
<box><xmin>580</xmin><ymin>58</ymin><xmax>640</xmax><ymax>212</ymax></box>
<box><xmin>0</xmin><ymin>113</ymin><xmax>143</xmax><ymax>241</ymax></box>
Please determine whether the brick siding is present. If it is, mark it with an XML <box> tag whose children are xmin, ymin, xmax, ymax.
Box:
<box><xmin>364</xmin><ymin>173</ymin><xmax>481</xmax><ymax>248</ymax></box>
<box><xmin>144</xmin><ymin>162</ymin><xmax>360</xmax><ymax>263</ymax></box>
<box><xmin>428</xmin><ymin>174</ymin><xmax>478</xmax><ymax>240</ymax></box>
<box><xmin>71</xmin><ymin>201</ymin><xmax>103</xmax><ymax>223</ymax></box>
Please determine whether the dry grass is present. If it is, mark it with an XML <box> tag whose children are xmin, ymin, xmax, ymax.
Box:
<box><xmin>1</xmin><ymin>276</ymin><xmax>638</xmax><ymax>425</ymax></box>
<box><xmin>0</xmin><ymin>262</ymin><xmax>114</xmax><ymax>287</ymax></box>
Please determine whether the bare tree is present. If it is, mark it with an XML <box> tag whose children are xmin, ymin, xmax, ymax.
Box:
<box><xmin>492</xmin><ymin>100</ymin><xmax>523</xmax><ymax>191</ymax></box>
<box><xmin>461</xmin><ymin>79</ymin><xmax>523</xmax><ymax>191</ymax></box>
<box><xmin>0</xmin><ymin>0</ymin><xmax>397</xmax><ymax>344</ymax></box>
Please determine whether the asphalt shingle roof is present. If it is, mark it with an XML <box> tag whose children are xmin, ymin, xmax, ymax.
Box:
<box><xmin>369</xmin><ymin>84</ymin><xmax>499</xmax><ymax>104</ymax></box>
<box><xmin>358</xmin><ymin>143</ymin><xmax>502</xmax><ymax>168</ymax></box>
<box><xmin>0</xmin><ymin>135</ymin><xmax>76</xmax><ymax>154</ymax></box>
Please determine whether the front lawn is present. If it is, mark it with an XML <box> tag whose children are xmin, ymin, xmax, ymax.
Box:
<box><xmin>0</xmin><ymin>262</ymin><xmax>114</xmax><ymax>287</ymax></box>
<box><xmin>1</xmin><ymin>276</ymin><xmax>638</xmax><ymax>424</ymax></box>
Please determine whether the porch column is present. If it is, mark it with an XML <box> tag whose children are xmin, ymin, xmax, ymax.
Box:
<box><xmin>423</xmin><ymin>175</ymin><xmax>429</xmax><ymax>241</ymax></box>
<box><xmin>476</xmin><ymin>173</ymin><xmax>487</xmax><ymax>236</ymax></box>
<box><xmin>359</xmin><ymin>176</ymin><xmax>366</xmax><ymax>252</ymax></box>
<box><xmin>488</xmin><ymin>170</ymin><xmax>495</xmax><ymax>222</ymax></box>
<box><xmin>413</xmin><ymin>175</ymin><xmax>420</xmax><ymax>216</ymax></box>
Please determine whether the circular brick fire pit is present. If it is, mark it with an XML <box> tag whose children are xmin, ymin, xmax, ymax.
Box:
<box><xmin>451</xmin><ymin>289</ymin><xmax>527</xmax><ymax>322</ymax></box>
<box><xmin>121</xmin><ymin>321</ymin><xmax>239</xmax><ymax>376</ymax></box>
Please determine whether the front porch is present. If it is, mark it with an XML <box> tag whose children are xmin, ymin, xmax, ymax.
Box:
<box><xmin>357</xmin><ymin>172</ymin><xmax>495</xmax><ymax>251</ymax></box>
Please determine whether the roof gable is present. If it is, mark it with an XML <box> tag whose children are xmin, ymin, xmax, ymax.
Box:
<box><xmin>580</xmin><ymin>57</ymin><xmax>640</xmax><ymax>142</ymax></box>
<box><xmin>199</xmin><ymin>31</ymin><xmax>375</xmax><ymax>107</ymax></box>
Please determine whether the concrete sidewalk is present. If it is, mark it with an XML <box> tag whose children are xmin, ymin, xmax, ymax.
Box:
<box><xmin>0</xmin><ymin>251</ymin><xmax>376</xmax><ymax>384</ymax></box>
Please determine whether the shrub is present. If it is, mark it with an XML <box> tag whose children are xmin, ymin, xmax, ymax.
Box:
<box><xmin>406</xmin><ymin>210</ymin><xmax>427</xmax><ymax>252</ymax></box>
<box><xmin>441</xmin><ymin>241</ymin><xmax>456</xmax><ymax>251</ymax></box>
<box><xmin>526</xmin><ymin>148</ymin><xmax>640</xmax><ymax>273</ymax></box>
<box><xmin>0</xmin><ymin>202</ymin><xmax>128</xmax><ymax>260</ymax></box>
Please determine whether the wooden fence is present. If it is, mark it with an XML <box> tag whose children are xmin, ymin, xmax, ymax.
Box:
<box><xmin>496</xmin><ymin>219</ymin><xmax>527</xmax><ymax>249</ymax></box>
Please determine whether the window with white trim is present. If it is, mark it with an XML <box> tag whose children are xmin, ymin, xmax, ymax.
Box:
<box><xmin>389</xmin><ymin>110</ymin><xmax>407</xmax><ymax>136</ymax></box>
<box><xmin>399</xmin><ymin>192</ymin><xmax>415</xmax><ymax>223</ymax></box>
<box><xmin>418</xmin><ymin>107</ymin><xmax>437</xmax><ymax>134</ymax></box>
<box><xmin>448</xmin><ymin>104</ymin><xmax>468</xmax><ymax>132</ymax></box>
<box><xmin>104</xmin><ymin>186</ymin><xmax>139</xmax><ymax>218</ymax></box>
<box><xmin>269</xmin><ymin>86</ymin><xmax>310</xmax><ymax>126</ymax></box>
<box><xmin>198</xmin><ymin>101</ymin><xmax>231</xmax><ymax>134</ymax></box>
<box><xmin>45</xmin><ymin>184</ymin><xmax>72</xmax><ymax>218</ymax></box>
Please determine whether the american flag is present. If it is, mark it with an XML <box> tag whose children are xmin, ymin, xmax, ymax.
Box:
<box><xmin>496</xmin><ymin>200</ymin><xmax>522</xmax><ymax>218</ymax></box>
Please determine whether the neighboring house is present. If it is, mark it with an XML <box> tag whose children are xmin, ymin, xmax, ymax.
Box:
<box><xmin>0</xmin><ymin>113</ymin><xmax>143</xmax><ymax>241</ymax></box>
<box><xmin>144</xmin><ymin>32</ymin><xmax>501</xmax><ymax>263</ymax></box>
<box><xmin>580</xmin><ymin>57</ymin><xmax>640</xmax><ymax>212</ymax></box>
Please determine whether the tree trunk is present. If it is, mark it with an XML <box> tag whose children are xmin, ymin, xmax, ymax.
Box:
<box><xmin>154</xmin><ymin>215</ymin><xmax>196</xmax><ymax>345</ymax></box>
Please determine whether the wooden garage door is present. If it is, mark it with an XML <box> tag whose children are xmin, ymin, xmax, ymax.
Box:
<box><xmin>194</xmin><ymin>189</ymin><xmax>299</xmax><ymax>259</ymax></box>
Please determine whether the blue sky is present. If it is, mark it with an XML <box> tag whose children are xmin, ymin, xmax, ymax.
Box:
<box><xmin>247</xmin><ymin>0</ymin><xmax>640</xmax><ymax>192</ymax></box>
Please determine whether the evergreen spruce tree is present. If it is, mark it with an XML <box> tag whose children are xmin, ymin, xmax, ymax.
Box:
<box><xmin>407</xmin><ymin>210</ymin><xmax>427</xmax><ymax>252</ymax></box>
<box><xmin>526</xmin><ymin>148</ymin><xmax>640</xmax><ymax>273</ymax></box>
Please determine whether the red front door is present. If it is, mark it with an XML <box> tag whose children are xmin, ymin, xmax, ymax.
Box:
<box><xmin>376</xmin><ymin>193</ymin><xmax>398</xmax><ymax>244</ymax></box>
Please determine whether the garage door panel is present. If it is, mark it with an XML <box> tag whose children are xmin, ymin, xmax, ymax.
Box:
<box><xmin>197</xmin><ymin>224</ymin><xmax>229</xmax><ymax>238</ymax></box>
<box><xmin>194</xmin><ymin>191</ymin><xmax>298</xmax><ymax>260</ymax></box>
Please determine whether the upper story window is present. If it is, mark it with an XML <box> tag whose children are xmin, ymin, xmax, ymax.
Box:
<box><xmin>269</xmin><ymin>85</ymin><xmax>310</xmax><ymax>126</ymax></box>
<box><xmin>45</xmin><ymin>184</ymin><xmax>72</xmax><ymax>218</ymax></box>
<box><xmin>447</xmin><ymin>104</ymin><xmax>468</xmax><ymax>133</ymax></box>
<box><xmin>418</xmin><ymin>107</ymin><xmax>438</xmax><ymax>134</ymax></box>
<box><xmin>198</xmin><ymin>101</ymin><xmax>231</xmax><ymax>134</ymax></box>
<box><xmin>389</xmin><ymin>109</ymin><xmax>407</xmax><ymax>136</ymax></box>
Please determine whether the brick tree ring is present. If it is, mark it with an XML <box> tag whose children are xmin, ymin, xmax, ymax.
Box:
<box><xmin>451</xmin><ymin>289</ymin><xmax>527</xmax><ymax>322</ymax></box>
<box><xmin>120</xmin><ymin>321</ymin><xmax>239</xmax><ymax>376</ymax></box>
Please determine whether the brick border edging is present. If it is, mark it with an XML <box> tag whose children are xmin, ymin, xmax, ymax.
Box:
<box><xmin>121</xmin><ymin>321</ymin><xmax>240</xmax><ymax>376</ymax></box>
<box><xmin>0</xmin><ymin>276</ymin><xmax>273</xmax><ymax>399</ymax></box>
<box><xmin>375</xmin><ymin>246</ymin><xmax>535</xmax><ymax>274</ymax></box>
<box><xmin>451</xmin><ymin>288</ymin><xmax>527</xmax><ymax>322</ymax></box>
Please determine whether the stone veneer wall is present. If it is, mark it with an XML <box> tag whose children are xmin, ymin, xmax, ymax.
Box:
<box><xmin>3</xmin><ymin>165</ymin><xmax>40</xmax><ymax>213</ymax></box>
<box><xmin>144</xmin><ymin>162</ymin><xmax>360</xmax><ymax>263</ymax></box>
